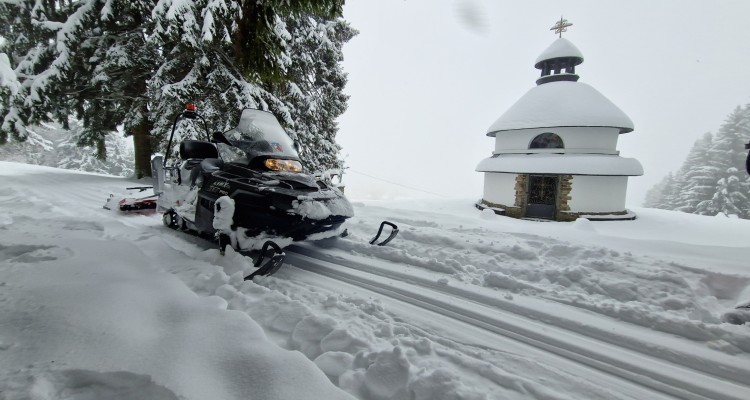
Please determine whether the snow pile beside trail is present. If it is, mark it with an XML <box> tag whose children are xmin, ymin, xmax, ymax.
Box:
<box><xmin>338</xmin><ymin>199</ymin><xmax>750</xmax><ymax>353</ymax></box>
<box><xmin>1</xmin><ymin>369</ymin><xmax>180</xmax><ymax>400</ymax></box>
<box><xmin>0</xmin><ymin>162</ymin><xmax>353</xmax><ymax>400</ymax></box>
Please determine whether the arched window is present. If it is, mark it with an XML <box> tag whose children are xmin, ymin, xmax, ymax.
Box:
<box><xmin>529</xmin><ymin>132</ymin><xmax>564</xmax><ymax>149</ymax></box>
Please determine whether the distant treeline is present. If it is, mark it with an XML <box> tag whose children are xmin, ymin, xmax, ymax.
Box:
<box><xmin>0</xmin><ymin>119</ymin><xmax>134</xmax><ymax>177</ymax></box>
<box><xmin>644</xmin><ymin>104</ymin><xmax>750</xmax><ymax>219</ymax></box>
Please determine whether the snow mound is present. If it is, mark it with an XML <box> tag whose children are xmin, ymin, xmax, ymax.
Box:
<box><xmin>0</xmin><ymin>369</ymin><xmax>180</xmax><ymax>400</ymax></box>
<box><xmin>571</xmin><ymin>217</ymin><xmax>597</xmax><ymax>232</ymax></box>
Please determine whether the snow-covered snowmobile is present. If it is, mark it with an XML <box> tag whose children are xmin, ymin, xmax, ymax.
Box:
<box><xmin>151</xmin><ymin>104</ymin><xmax>397</xmax><ymax>279</ymax></box>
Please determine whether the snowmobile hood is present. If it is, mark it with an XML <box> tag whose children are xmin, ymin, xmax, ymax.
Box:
<box><xmin>222</xmin><ymin>109</ymin><xmax>299</xmax><ymax>161</ymax></box>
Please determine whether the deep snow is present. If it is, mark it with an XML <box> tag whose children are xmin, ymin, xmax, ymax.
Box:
<box><xmin>1</xmin><ymin>161</ymin><xmax>749</xmax><ymax>400</ymax></box>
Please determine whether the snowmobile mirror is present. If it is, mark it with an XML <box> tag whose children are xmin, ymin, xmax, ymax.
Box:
<box><xmin>370</xmin><ymin>221</ymin><xmax>399</xmax><ymax>246</ymax></box>
<box><xmin>245</xmin><ymin>241</ymin><xmax>285</xmax><ymax>280</ymax></box>
<box><xmin>212</xmin><ymin>131</ymin><xmax>232</xmax><ymax>146</ymax></box>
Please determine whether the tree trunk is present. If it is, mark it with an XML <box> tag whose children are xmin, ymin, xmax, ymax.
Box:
<box><xmin>132</xmin><ymin>117</ymin><xmax>152</xmax><ymax>179</ymax></box>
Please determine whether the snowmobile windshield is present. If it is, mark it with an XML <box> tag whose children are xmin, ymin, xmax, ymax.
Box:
<box><xmin>222</xmin><ymin>109</ymin><xmax>299</xmax><ymax>162</ymax></box>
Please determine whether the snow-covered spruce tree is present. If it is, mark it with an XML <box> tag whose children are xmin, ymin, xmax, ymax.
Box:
<box><xmin>269</xmin><ymin>16</ymin><xmax>356</xmax><ymax>173</ymax></box>
<box><xmin>0</xmin><ymin>1</ymin><xmax>73</xmax><ymax>143</ymax></box>
<box><xmin>148</xmin><ymin>0</ymin><xmax>284</xmax><ymax>155</ymax></box>
<box><xmin>150</xmin><ymin>0</ymin><xmax>351</xmax><ymax>174</ymax></box>
<box><xmin>709</xmin><ymin>169</ymin><xmax>749</xmax><ymax>217</ymax></box>
<box><xmin>657</xmin><ymin>172</ymin><xmax>681</xmax><ymax>210</ymax></box>
<box><xmin>695</xmin><ymin>106</ymin><xmax>750</xmax><ymax>217</ymax></box>
<box><xmin>1</xmin><ymin>0</ymin><xmax>351</xmax><ymax>178</ymax></box>
<box><xmin>674</xmin><ymin>132</ymin><xmax>715</xmax><ymax>214</ymax></box>
<box><xmin>0</xmin><ymin>0</ymin><xmax>159</xmax><ymax>176</ymax></box>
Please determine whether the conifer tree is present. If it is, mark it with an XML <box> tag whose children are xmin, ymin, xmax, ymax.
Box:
<box><xmin>275</xmin><ymin>15</ymin><xmax>356</xmax><ymax>173</ymax></box>
<box><xmin>0</xmin><ymin>0</ymin><xmax>351</xmax><ymax>178</ymax></box>
<box><xmin>709</xmin><ymin>169</ymin><xmax>748</xmax><ymax>217</ymax></box>
<box><xmin>658</xmin><ymin>172</ymin><xmax>680</xmax><ymax>210</ymax></box>
<box><xmin>695</xmin><ymin>106</ymin><xmax>750</xmax><ymax>216</ymax></box>
<box><xmin>674</xmin><ymin>132</ymin><xmax>714</xmax><ymax>214</ymax></box>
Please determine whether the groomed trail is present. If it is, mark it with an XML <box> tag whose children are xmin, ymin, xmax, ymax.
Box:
<box><xmin>2</xmin><ymin>161</ymin><xmax>749</xmax><ymax>400</ymax></box>
<box><xmin>285</xmin><ymin>243</ymin><xmax>749</xmax><ymax>400</ymax></box>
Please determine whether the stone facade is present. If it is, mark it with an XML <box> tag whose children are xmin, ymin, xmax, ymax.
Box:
<box><xmin>555</xmin><ymin>174</ymin><xmax>573</xmax><ymax>220</ymax></box>
<box><xmin>482</xmin><ymin>173</ymin><xmax>631</xmax><ymax>221</ymax></box>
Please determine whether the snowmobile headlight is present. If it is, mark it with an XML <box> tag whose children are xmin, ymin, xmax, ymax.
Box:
<box><xmin>264</xmin><ymin>159</ymin><xmax>303</xmax><ymax>173</ymax></box>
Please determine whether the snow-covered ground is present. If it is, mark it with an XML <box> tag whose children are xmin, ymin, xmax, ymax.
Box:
<box><xmin>1</xmin><ymin>161</ymin><xmax>749</xmax><ymax>400</ymax></box>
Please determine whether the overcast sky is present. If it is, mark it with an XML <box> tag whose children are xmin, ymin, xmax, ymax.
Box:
<box><xmin>335</xmin><ymin>0</ymin><xmax>750</xmax><ymax>206</ymax></box>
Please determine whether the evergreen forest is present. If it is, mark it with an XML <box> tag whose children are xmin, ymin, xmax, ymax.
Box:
<box><xmin>644</xmin><ymin>104</ymin><xmax>750</xmax><ymax>219</ymax></box>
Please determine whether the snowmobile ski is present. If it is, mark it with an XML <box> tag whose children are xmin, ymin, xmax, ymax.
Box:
<box><xmin>244</xmin><ymin>241</ymin><xmax>285</xmax><ymax>280</ymax></box>
<box><xmin>370</xmin><ymin>221</ymin><xmax>399</xmax><ymax>246</ymax></box>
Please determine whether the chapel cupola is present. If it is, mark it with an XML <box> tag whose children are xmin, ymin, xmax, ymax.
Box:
<box><xmin>535</xmin><ymin>18</ymin><xmax>583</xmax><ymax>85</ymax></box>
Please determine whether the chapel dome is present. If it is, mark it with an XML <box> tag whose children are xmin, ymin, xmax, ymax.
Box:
<box><xmin>486</xmin><ymin>81</ymin><xmax>634</xmax><ymax>136</ymax></box>
<box><xmin>534</xmin><ymin>38</ymin><xmax>583</xmax><ymax>68</ymax></box>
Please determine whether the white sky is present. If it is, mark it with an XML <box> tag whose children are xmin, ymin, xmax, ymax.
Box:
<box><xmin>336</xmin><ymin>0</ymin><xmax>750</xmax><ymax>205</ymax></box>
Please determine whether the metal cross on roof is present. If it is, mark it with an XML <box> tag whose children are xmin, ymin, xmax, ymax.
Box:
<box><xmin>550</xmin><ymin>17</ymin><xmax>573</xmax><ymax>38</ymax></box>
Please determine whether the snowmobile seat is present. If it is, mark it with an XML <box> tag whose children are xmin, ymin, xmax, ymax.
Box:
<box><xmin>178</xmin><ymin>141</ymin><xmax>219</xmax><ymax>186</ymax></box>
<box><xmin>180</xmin><ymin>140</ymin><xmax>218</xmax><ymax>161</ymax></box>
<box><xmin>189</xmin><ymin>158</ymin><xmax>224</xmax><ymax>187</ymax></box>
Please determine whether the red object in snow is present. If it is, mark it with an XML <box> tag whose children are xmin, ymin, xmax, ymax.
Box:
<box><xmin>118</xmin><ymin>197</ymin><xmax>157</xmax><ymax>211</ymax></box>
<box><xmin>185</xmin><ymin>103</ymin><xmax>197</xmax><ymax>112</ymax></box>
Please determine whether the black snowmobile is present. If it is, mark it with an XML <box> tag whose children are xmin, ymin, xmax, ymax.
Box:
<box><xmin>151</xmin><ymin>104</ymin><xmax>397</xmax><ymax>279</ymax></box>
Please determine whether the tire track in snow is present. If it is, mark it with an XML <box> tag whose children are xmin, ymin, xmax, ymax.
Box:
<box><xmin>290</xmin><ymin>243</ymin><xmax>750</xmax><ymax>384</ymax></box>
<box><xmin>286</xmin><ymin>246</ymin><xmax>750</xmax><ymax>400</ymax></box>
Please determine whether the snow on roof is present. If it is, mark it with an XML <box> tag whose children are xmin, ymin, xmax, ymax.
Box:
<box><xmin>534</xmin><ymin>38</ymin><xmax>584</xmax><ymax>66</ymax></box>
<box><xmin>486</xmin><ymin>81</ymin><xmax>635</xmax><ymax>136</ymax></box>
<box><xmin>476</xmin><ymin>153</ymin><xmax>644</xmax><ymax>176</ymax></box>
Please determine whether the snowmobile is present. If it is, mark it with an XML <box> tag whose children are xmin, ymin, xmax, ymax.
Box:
<box><xmin>151</xmin><ymin>104</ymin><xmax>398</xmax><ymax>279</ymax></box>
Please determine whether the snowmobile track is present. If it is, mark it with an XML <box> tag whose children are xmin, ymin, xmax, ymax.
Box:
<box><xmin>286</xmin><ymin>244</ymin><xmax>750</xmax><ymax>400</ymax></box>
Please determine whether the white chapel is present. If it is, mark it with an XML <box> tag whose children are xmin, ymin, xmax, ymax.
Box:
<box><xmin>476</xmin><ymin>21</ymin><xmax>643</xmax><ymax>221</ymax></box>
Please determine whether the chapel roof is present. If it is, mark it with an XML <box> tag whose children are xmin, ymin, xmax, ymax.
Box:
<box><xmin>486</xmin><ymin>81</ymin><xmax>634</xmax><ymax>136</ymax></box>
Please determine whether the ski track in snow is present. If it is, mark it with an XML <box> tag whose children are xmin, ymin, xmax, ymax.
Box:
<box><xmin>1</xmin><ymin>162</ymin><xmax>750</xmax><ymax>400</ymax></box>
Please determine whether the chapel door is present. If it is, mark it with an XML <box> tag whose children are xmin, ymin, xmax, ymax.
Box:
<box><xmin>525</xmin><ymin>175</ymin><xmax>558</xmax><ymax>219</ymax></box>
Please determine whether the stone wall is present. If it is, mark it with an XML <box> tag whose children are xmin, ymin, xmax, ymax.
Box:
<box><xmin>555</xmin><ymin>174</ymin><xmax>573</xmax><ymax>220</ymax></box>
<box><xmin>479</xmin><ymin>175</ymin><xmax>527</xmax><ymax>218</ymax></box>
